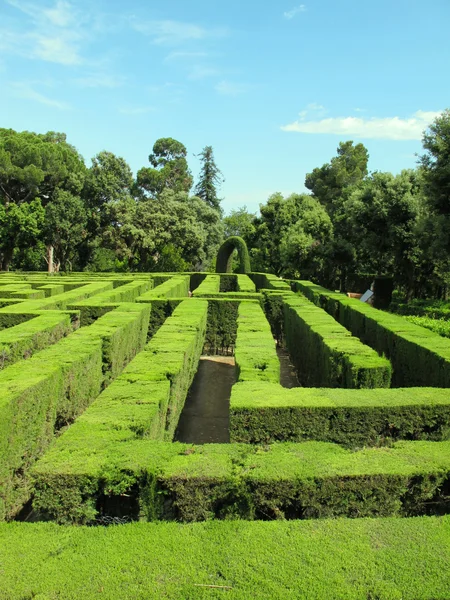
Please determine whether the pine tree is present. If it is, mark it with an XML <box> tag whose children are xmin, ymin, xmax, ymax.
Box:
<box><xmin>194</xmin><ymin>146</ymin><xmax>224</xmax><ymax>212</ymax></box>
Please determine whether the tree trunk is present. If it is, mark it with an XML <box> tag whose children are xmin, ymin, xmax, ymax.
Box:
<box><xmin>47</xmin><ymin>245</ymin><xmax>54</xmax><ymax>274</ymax></box>
<box><xmin>2</xmin><ymin>246</ymin><xmax>14</xmax><ymax>271</ymax></box>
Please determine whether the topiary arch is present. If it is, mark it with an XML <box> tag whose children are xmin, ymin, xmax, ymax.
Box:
<box><xmin>216</xmin><ymin>236</ymin><xmax>252</xmax><ymax>273</ymax></box>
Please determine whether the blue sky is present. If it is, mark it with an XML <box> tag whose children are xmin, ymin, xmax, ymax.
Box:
<box><xmin>1</xmin><ymin>0</ymin><xmax>449</xmax><ymax>215</ymax></box>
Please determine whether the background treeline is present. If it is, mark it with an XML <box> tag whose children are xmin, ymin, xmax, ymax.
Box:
<box><xmin>1</xmin><ymin>109</ymin><xmax>450</xmax><ymax>299</ymax></box>
<box><xmin>226</xmin><ymin>109</ymin><xmax>450</xmax><ymax>300</ymax></box>
<box><xmin>0</xmin><ymin>134</ymin><xmax>224</xmax><ymax>274</ymax></box>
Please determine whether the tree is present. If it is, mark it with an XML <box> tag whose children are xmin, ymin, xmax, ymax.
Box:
<box><xmin>223</xmin><ymin>206</ymin><xmax>256</xmax><ymax>239</ymax></box>
<box><xmin>103</xmin><ymin>190</ymin><xmax>223</xmax><ymax>272</ymax></box>
<box><xmin>0</xmin><ymin>129</ymin><xmax>86</xmax><ymax>271</ymax></box>
<box><xmin>339</xmin><ymin>170</ymin><xmax>426</xmax><ymax>297</ymax></box>
<box><xmin>420</xmin><ymin>109</ymin><xmax>450</xmax><ymax>216</ymax></box>
<box><xmin>251</xmin><ymin>192</ymin><xmax>333</xmax><ymax>277</ymax></box>
<box><xmin>136</xmin><ymin>138</ymin><xmax>193</xmax><ymax>197</ymax></box>
<box><xmin>305</xmin><ymin>141</ymin><xmax>369</xmax><ymax>213</ymax></box>
<box><xmin>80</xmin><ymin>151</ymin><xmax>134</xmax><ymax>268</ymax></box>
<box><xmin>43</xmin><ymin>190</ymin><xmax>88</xmax><ymax>271</ymax></box>
<box><xmin>194</xmin><ymin>145</ymin><xmax>224</xmax><ymax>212</ymax></box>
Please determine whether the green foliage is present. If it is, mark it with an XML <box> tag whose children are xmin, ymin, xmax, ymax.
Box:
<box><xmin>204</xmin><ymin>300</ymin><xmax>239</xmax><ymax>354</ymax></box>
<box><xmin>294</xmin><ymin>280</ymin><xmax>450</xmax><ymax>387</ymax></box>
<box><xmin>250</xmin><ymin>193</ymin><xmax>332</xmax><ymax>277</ymax></box>
<box><xmin>0</xmin><ymin>300</ymin><xmax>151</xmax><ymax>519</ymax></box>
<box><xmin>1</xmin><ymin>517</ymin><xmax>450</xmax><ymax>599</ymax></box>
<box><xmin>420</xmin><ymin>109</ymin><xmax>450</xmax><ymax>218</ymax></box>
<box><xmin>403</xmin><ymin>315</ymin><xmax>450</xmax><ymax>337</ymax></box>
<box><xmin>235</xmin><ymin>302</ymin><xmax>280</xmax><ymax>383</ymax></box>
<box><xmin>194</xmin><ymin>145</ymin><xmax>224</xmax><ymax>212</ymax></box>
<box><xmin>32</xmin><ymin>300</ymin><xmax>208</xmax><ymax>522</ymax></box>
<box><xmin>108</xmin><ymin>190</ymin><xmax>223</xmax><ymax>271</ymax></box>
<box><xmin>284</xmin><ymin>294</ymin><xmax>392</xmax><ymax>388</ymax></box>
<box><xmin>136</xmin><ymin>138</ymin><xmax>193</xmax><ymax>196</ymax></box>
<box><xmin>216</xmin><ymin>236</ymin><xmax>251</xmax><ymax>273</ymax></box>
<box><xmin>0</xmin><ymin>129</ymin><xmax>87</xmax><ymax>271</ymax></box>
<box><xmin>230</xmin><ymin>382</ymin><xmax>450</xmax><ymax>445</ymax></box>
<box><xmin>223</xmin><ymin>205</ymin><xmax>256</xmax><ymax>239</ymax></box>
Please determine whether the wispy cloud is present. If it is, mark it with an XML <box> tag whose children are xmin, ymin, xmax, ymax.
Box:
<box><xmin>297</xmin><ymin>102</ymin><xmax>327</xmax><ymax>120</ymax></box>
<box><xmin>131</xmin><ymin>19</ymin><xmax>228</xmax><ymax>46</ymax></box>
<box><xmin>119</xmin><ymin>106</ymin><xmax>155</xmax><ymax>115</ymax></box>
<box><xmin>215</xmin><ymin>80</ymin><xmax>249</xmax><ymax>96</ymax></box>
<box><xmin>283</xmin><ymin>5</ymin><xmax>307</xmax><ymax>19</ymax></box>
<box><xmin>187</xmin><ymin>65</ymin><xmax>218</xmax><ymax>80</ymax></box>
<box><xmin>9</xmin><ymin>81</ymin><xmax>71</xmax><ymax>109</ymax></box>
<box><xmin>2</xmin><ymin>0</ymin><xmax>84</xmax><ymax>65</ymax></box>
<box><xmin>164</xmin><ymin>51</ymin><xmax>209</xmax><ymax>63</ymax></box>
<box><xmin>73</xmin><ymin>73</ymin><xmax>126</xmax><ymax>88</ymax></box>
<box><xmin>281</xmin><ymin>110</ymin><xmax>442</xmax><ymax>140</ymax></box>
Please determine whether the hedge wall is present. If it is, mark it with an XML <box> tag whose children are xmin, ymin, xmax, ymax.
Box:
<box><xmin>283</xmin><ymin>295</ymin><xmax>392</xmax><ymax>388</ymax></box>
<box><xmin>216</xmin><ymin>236</ymin><xmax>251</xmax><ymax>274</ymax></box>
<box><xmin>0</xmin><ymin>312</ymin><xmax>75</xmax><ymax>370</ymax></box>
<box><xmin>230</xmin><ymin>381</ymin><xmax>450</xmax><ymax>445</ymax></box>
<box><xmin>293</xmin><ymin>280</ymin><xmax>450</xmax><ymax>387</ymax></box>
<box><xmin>0</xmin><ymin>304</ymin><xmax>151</xmax><ymax>521</ymax></box>
<box><xmin>31</xmin><ymin>438</ymin><xmax>450</xmax><ymax>523</ymax></box>
<box><xmin>193</xmin><ymin>275</ymin><xmax>221</xmax><ymax>296</ymax></box>
<box><xmin>235</xmin><ymin>302</ymin><xmax>280</xmax><ymax>383</ymax></box>
<box><xmin>32</xmin><ymin>300</ymin><xmax>209</xmax><ymax>523</ymax></box>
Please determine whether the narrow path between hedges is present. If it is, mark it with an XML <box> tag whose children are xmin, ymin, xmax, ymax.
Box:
<box><xmin>175</xmin><ymin>356</ymin><xmax>236</xmax><ymax>444</ymax></box>
<box><xmin>277</xmin><ymin>345</ymin><xmax>301</xmax><ymax>388</ymax></box>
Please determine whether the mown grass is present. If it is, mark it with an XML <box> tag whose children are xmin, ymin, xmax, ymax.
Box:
<box><xmin>1</xmin><ymin>517</ymin><xmax>450</xmax><ymax>599</ymax></box>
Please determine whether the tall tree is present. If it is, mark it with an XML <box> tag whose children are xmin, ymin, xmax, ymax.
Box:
<box><xmin>251</xmin><ymin>192</ymin><xmax>333</xmax><ymax>277</ymax></box>
<box><xmin>136</xmin><ymin>138</ymin><xmax>193</xmax><ymax>197</ymax></box>
<box><xmin>194</xmin><ymin>145</ymin><xmax>224</xmax><ymax>212</ymax></box>
<box><xmin>420</xmin><ymin>109</ymin><xmax>450</xmax><ymax>217</ymax></box>
<box><xmin>223</xmin><ymin>206</ymin><xmax>256</xmax><ymax>239</ymax></box>
<box><xmin>0</xmin><ymin>129</ymin><xmax>86</xmax><ymax>271</ymax></box>
<box><xmin>305</xmin><ymin>141</ymin><xmax>369</xmax><ymax>214</ymax></box>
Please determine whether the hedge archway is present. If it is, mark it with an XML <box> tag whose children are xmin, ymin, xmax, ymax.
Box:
<box><xmin>216</xmin><ymin>236</ymin><xmax>251</xmax><ymax>273</ymax></box>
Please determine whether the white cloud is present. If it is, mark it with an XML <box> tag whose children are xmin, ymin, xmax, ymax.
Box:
<box><xmin>164</xmin><ymin>51</ymin><xmax>209</xmax><ymax>62</ymax></box>
<box><xmin>2</xmin><ymin>0</ymin><xmax>84</xmax><ymax>64</ymax></box>
<box><xmin>187</xmin><ymin>65</ymin><xmax>218</xmax><ymax>80</ymax></box>
<box><xmin>119</xmin><ymin>106</ymin><xmax>155</xmax><ymax>115</ymax></box>
<box><xmin>43</xmin><ymin>0</ymin><xmax>74</xmax><ymax>27</ymax></box>
<box><xmin>10</xmin><ymin>82</ymin><xmax>71</xmax><ymax>109</ymax></box>
<box><xmin>281</xmin><ymin>110</ymin><xmax>442</xmax><ymax>140</ymax></box>
<box><xmin>34</xmin><ymin>34</ymin><xmax>82</xmax><ymax>65</ymax></box>
<box><xmin>215</xmin><ymin>80</ymin><xmax>249</xmax><ymax>96</ymax></box>
<box><xmin>74</xmin><ymin>73</ymin><xmax>125</xmax><ymax>88</ymax></box>
<box><xmin>131</xmin><ymin>19</ymin><xmax>228</xmax><ymax>45</ymax></box>
<box><xmin>306</xmin><ymin>102</ymin><xmax>324</xmax><ymax>111</ymax></box>
<box><xmin>283</xmin><ymin>5</ymin><xmax>307</xmax><ymax>19</ymax></box>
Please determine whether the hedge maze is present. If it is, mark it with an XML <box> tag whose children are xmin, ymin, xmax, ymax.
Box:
<box><xmin>1</xmin><ymin>271</ymin><xmax>450</xmax><ymax>597</ymax></box>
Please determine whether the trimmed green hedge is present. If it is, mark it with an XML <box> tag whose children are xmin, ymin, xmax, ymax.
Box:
<box><xmin>137</xmin><ymin>275</ymin><xmax>189</xmax><ymax>300</ymax></box>
<box><xmin>69</xmin><ymin>280</ymin><xmax>152</xmax><ymax>325</ymax></box>
<box><xmin>204</xmin><ymin>299</ymin><xmax>238</xmax><ymax>355</ymax></box>
<box><xmin>0</xmin><ymin>304</ymin><xmax>151</xmax><ymax>520</ymax></box>
<box><xmin>294</xmin><ymin>280</ymin><xmax>450</xmax><ymax>387</ymax></box>
<box><xmin>250</xmin><ymin>273</ymin><xmax>291</xmax><ymax>292</ymax></box>
<box><xmin>0</xmin><ymin>282</ymin><xmax>115</xmax><ymax>322</ymax></box>
<box><xmin>216</xmin><ymin>236</ymin><xmax>251</xmax><ymax>273</ymax></box>
<box><xmin>236</xmin><ymin>274</ymin><xmax>256</xmax><ymax>293</ymax></box>
<box><xmin>284</xmin><ymin>295</ymin><xmax>392</xmax><ymax>388</ymax></box>
<box><xmin>404</xmin><ymin>315</ymin><xmax>450</xmax><ymax>338</ymax></box>
<box><xmin>31</xmin><ymin>300</ymin><xmax>209</xmax><ymax>523</ymax></box>
<box><xmin>235</xmin><ymin>302</ymin><xmax>279</xmax><ymax>383</ymax></box>
<box><xmin>32</xmin><ymin>438</ymin><xmax>450</xmax><ymax>523</ymax></box>
<box><xmin>230</xmin><ymin>381</ymin><xmax>450</xmax><ymax>445</ymax></box>
<box><xmin>193</xmin><ymin>275</ymin><xmax>221</xmax><ymax>296</ymax></box>
<box><xmin>1</xmin><ymin>516</ymin><xmax>450</xmax><ymax>599</ymax></box>
<box><xmin>0</xmin><ymin>312</ymin><xmax>75</xmax><ymax>370</ymax></box>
